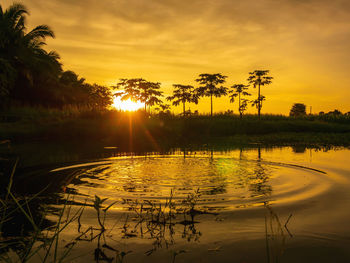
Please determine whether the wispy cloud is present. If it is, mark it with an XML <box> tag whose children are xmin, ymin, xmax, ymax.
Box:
<box><xmin>3</xmin><ymin>0</ymin><xmax>350</xmax><ymax>113</ymax></box>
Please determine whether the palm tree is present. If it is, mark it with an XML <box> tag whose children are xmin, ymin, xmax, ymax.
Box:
<box><xmin>0</xmin><ymin>3</ymin><xmax>61</xmax><ymax>102</ymax></box>
<box><xmin>229</xmin><ymin>84</ymin><xmax>251</xmax><ymax>118</ymax></box>
<box><xmin>247</xmin><ymin>70</ymin><xmax>273</xmax><ymax>119</ymax></box>
<box><xmin>166</xmin><ymin>84</ymin><xmax>198</xmax><ymax>116</ymax></box>
<box><xmin>195</xmin><ymin>73</ymin><xmax>227</xmax><ymax>116</ymax></box>
<box><xmin>0</xmin><ymin>58</ymin><xmax>16</xmax><ymax>103</ymax></box>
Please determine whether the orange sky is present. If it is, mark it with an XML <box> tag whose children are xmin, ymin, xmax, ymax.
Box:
<box><xmin>4</xmin><ymin>0</ymin><xmax>350</xmax><ymax>114</ymax></box>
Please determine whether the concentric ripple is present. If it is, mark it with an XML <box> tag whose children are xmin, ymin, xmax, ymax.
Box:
<box><xmin>51</xmin><ymin>152</ymin><xmax>338</xmax><ymax>212</ymax></box>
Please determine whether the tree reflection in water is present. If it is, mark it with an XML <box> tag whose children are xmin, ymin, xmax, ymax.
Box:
<box><xmin>249</xmin><ymin>147</ymin><xmax>272</xmax><ymax>198</ymax></box>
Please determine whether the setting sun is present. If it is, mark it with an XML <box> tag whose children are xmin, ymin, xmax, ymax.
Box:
<box><xmin>112</xmin><ymin>97</ymin><xmax>144</xmax><ymax>111</ymax></box>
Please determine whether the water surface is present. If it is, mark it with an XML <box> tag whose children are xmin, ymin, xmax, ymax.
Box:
<box><xmin>2</xmin><ymin>146</ymin><xmax>350</xmax><ymax>262</ymax></box>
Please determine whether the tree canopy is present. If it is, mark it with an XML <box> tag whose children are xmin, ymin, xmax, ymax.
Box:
<box><xmin>115</xmin><ymin>78</ymin><xmax>163</xmax><ymax>112</ymax></box>
<box><xmin>195</xmin><ymin>73</ymin><xmax>227</xmax><ymax>116</ymax></box>
<box><xmin>0</xmin><ymin>3</ymin><xmax>112</xmax><ymax>109</ymax></box>
<box><xmin>166</xmin><ymin>84</ymin><xmax>198</xmax><ymax>116</ymax></box>
<box><xmin>247</xmin><ymin>70</ymin><xmax>273</xmax><ymax>118</ymax></box>
<box><xmin>290</xmin><ymin>103</ymin><xmax>306</xmax><ymax>117</ymax></box>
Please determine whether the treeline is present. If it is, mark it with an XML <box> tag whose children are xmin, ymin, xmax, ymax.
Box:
<box><xmin>0</xmin><ymin>3</ymin><xmax>112</xmax><ymax>109</ymax></box>
<box><xmin>115</xmin><ymin>71</ymin><xmax>273</xmax><ymax>118</ymax></box>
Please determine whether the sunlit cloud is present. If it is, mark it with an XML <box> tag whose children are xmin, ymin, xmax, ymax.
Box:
<box><xmin>3</xmin><ymin>0</ymin><xmax>350</xmax><ymax>114</ymax></box>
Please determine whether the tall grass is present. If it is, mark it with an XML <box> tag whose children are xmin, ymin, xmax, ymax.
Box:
<box><xmin>1</xmin><ymin>107</ymin><xmax>350</xmax><ymax>148</ymax></box>
<box><xmin>0</xmin><ymin>159</ymin><xmax>84</xmax><ymax>263</ymax></box>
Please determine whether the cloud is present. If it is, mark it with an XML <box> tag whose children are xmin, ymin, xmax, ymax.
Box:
<box><xmin>2</xmin><ymin>0</ymin><xmax>350</xmax><ymax>113</ymax></box>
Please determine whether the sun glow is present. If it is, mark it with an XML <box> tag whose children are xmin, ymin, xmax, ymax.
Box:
<box><xmin>112</xmin><ymin>97</ymin><xmax>144</xmax><ymax>111</ymax></box>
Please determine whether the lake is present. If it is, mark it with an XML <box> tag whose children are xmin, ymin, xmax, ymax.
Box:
<box><xmin>1</xmin><ymin>144</ymin><xmax>350</xmax><ymax>262</ymax></box>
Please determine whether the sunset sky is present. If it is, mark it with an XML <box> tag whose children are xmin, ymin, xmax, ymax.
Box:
<box><xmin>4</xmin><ymin>0</ymin><xmax>350</xmax><ymax>114</ymax></box>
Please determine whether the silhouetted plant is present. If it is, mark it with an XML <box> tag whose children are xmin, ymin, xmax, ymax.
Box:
<box><xmin>139</xmin><ymin>81</ymin><xmax>163</xmax><ymax>113</ymax></box>
<box><xmin>229</xmin><ymin>84</ymin><xmax>251</xmax><ymax>118</ymax></box>
<box><xmin>114</xmin><ymin>78</ymin><xmax>143</xmax><ymax>102</ymax></box>
<box><xmin>327</xmin><ymin>109</ymin><xmax>342</xmax><ymax>116</ymax></box>
<box><xmin>167</xmin><ymin>84</ymin><xmax>198</xmax><ymax>116</ymax></box>
<box><xmin>93</xmin><ymin>195</ymin><xmax>117</xmax><ymax>230</ymax></box>
<box><xmin>154</xmin><ymin>103</ymin><xmax>171</xmax><ymax>116</ymax></box>
<box><xmin>239</xmin><ymin>99</ymin><xmax>249</xmax><ymax>117</ymax></box>
<box><xmin>0</xmin><ymin>3</ymin><xmax>61</xmax><ymax>104</ymax></box>
<box><xmin>59</xmin><ymin>70</ymin><xmax>85</xmax><ymax>86</ymax></box>
<box><xmin>195</xmin><ymin>73</ymin><xmax>227</xmax><ymax>117</ymax></box>
<box><xmin>289</xmin><ymin>103</ymin><xmax>306</xmax><ymax>117</ymax></box>
<box><xmin>115</xmin><ymin>78</ymin><xmax>163</xmax><ymax>112</ymax></box>
<box><xmin>251</xmin><ymin>95</ymin><xmax>266</xmax><ymax>113</ymax></box>
<box><xmin>247</xmin><ymin>70</ymin><xmax>273</xmax><ymax>119</ymax></box>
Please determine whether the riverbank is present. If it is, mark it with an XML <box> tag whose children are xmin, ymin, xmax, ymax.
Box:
<box><xmin>1</xmin><ymin>108</ymin><xmax>350</xmax><ymax>149</ymax></box>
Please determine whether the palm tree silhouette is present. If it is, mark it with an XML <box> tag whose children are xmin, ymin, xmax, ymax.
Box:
<box><xmin>167</xmin><ymin>84</ymin><xmax>198</xmax><ymax>116</ymax></box>
<box><xmin>195</xmin><ymin>73</ymin><xmax>227</xmax><ymax>117</ymax></box>
<box><xmin>0</xmin><ymin>3</ymin><xmax>61</xmax><ymax>102</ymax></box>
<box><xmin>247</xmin><ymin>70</ymin><xmax>273</xmax><ymax>119</ymax></box>
<box><xmin>229</xmin><ymin>84</ymin><xmax>251</xmax><ymax>118</ymax></box>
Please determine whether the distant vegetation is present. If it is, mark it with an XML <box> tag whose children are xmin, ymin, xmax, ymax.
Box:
<box><xmin>2</xmin><ymin>3</ymin><xmax>348</xmax><ymax>119</ymax></box>
<box><xmin>1</xmin><ymin>2</ymin><xmax>350</xmax><ymax>148</ymax></box>
<box><xmin>0</xmin><ymin>3</ymin><xmax>112</xmax><ymax>109</ymax></box>
<box><xmin>290</xmin><ymin>103</ymin><xmax>306</xmax><ymax>117</ymax></box>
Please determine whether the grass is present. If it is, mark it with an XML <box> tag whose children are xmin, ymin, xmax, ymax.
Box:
<box><xmin>0</xmin><ymin>182</ymin><xmax>83</xmax><ymax>262</ymax></box>
<box><xmin>0</xmin><ymin>165</ymin><xmax>208</xmax><ymax>262</ymax></box>
<box><xmin>1</xmin><ymin>107</ymin><xmax>350</xmax><ymax>149</ymax></box>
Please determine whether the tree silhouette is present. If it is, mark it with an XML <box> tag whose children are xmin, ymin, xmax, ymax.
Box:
<box><xmin>167</xmin><ymin>84</ymin><xmax>198</xmax><ymax>116</ymax></box>
<box><xmin>195</xmin><ymin>73</ymin><xmax>227</xmax><ymax>116</ymax></box>
<box><xmin>114</xmin><ymin>78</ymin><xmax>163</xmax><ymax>112</ymax></box>
<box><xmin>289</xmin><ymin>103</ymin><xmax>306</xmax><ymax>117</ymax></box>
<box><xmin>229</xmin><ymin>84</ymin><xmax>251</xmax><ymax>118</ymax></box>
<box><xmin>247</xmin><ymin>70</ymin><xmax>273</xmax><ymax>119</ymax></box>
<box><xmin>59</xmin><ymin>71</ymin><xmax>85</xmax><ymax>86</ymax></box>
<box><xmin>239</xmin><ymin>99</ymin><xmax>249</xmax><ymax>117</ymax></box>
<box><xmin>139</xmin><ymin>80</ymin><xmax>163</xmax><ymax>113</ymax></box>
<box><xmin>0</xmin><ymin>3</ymin><xmax>61</xmax><ymax>103</ymax></box>
<box><xmin>0</xmin><ymin>58</ymin><xmax>16</xmax><ymax>103</ymax></box>
<box><xmin>114</xmin><ymin>78</ymin><xmax>144</xmax><ymax>101</ymax></box>
<box><xmin>251</xmin><ymin>95</ymin><xmax>266</xmax><ymax>113</ymax></box>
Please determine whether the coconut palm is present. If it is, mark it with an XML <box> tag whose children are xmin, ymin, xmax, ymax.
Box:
<box><xmin>166</xmin><ymin>84</ymin><xmax>198</xmax><ymax>116</ymax></box>
<box><xmin>195</xmin><ymin>73</ymin><xmax>227</xmax><ymax>116</ymax></box>
<box><xmin>0</xmin><ymin>58</ymin><xmax>16</xmax><ymax>102</ymax></box>
<box><xmin>247</xmin><ymin>70</ymin><xmax>273</xmax><ymax>119</ymax></box>
<box><xmin>0</xmin><ymin>3</ymin><xmax>61</xmax><ymax>102</ymax></box>
<box><xmin>229</xmin><ymin>84</ymin><xmax>251</xmax><ymax>118</ymax></box>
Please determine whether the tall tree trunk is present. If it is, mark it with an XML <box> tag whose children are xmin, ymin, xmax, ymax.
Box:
<box><xmin>210</xmin><ymin>94</ymin><xmax>213</xmax><ymax>117</ymax></box>
<box><xmin>239</xmin><ymin>93</ymin><xmax>242</xmax><ymax>118</ymax></box>
<box><xmin>183</xmin><ymin>101</ymin><xmax>186</xmax><ymax>116</ymax></box>
<box><xmin>144</xmin><ymin>103</ymin><xmax>147</xmax><ymax>112</ymax></box>
<box><xmin>258</xmin><ymin>83</ymin><xmax>261</xmax><ymax>119</ymax></box>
